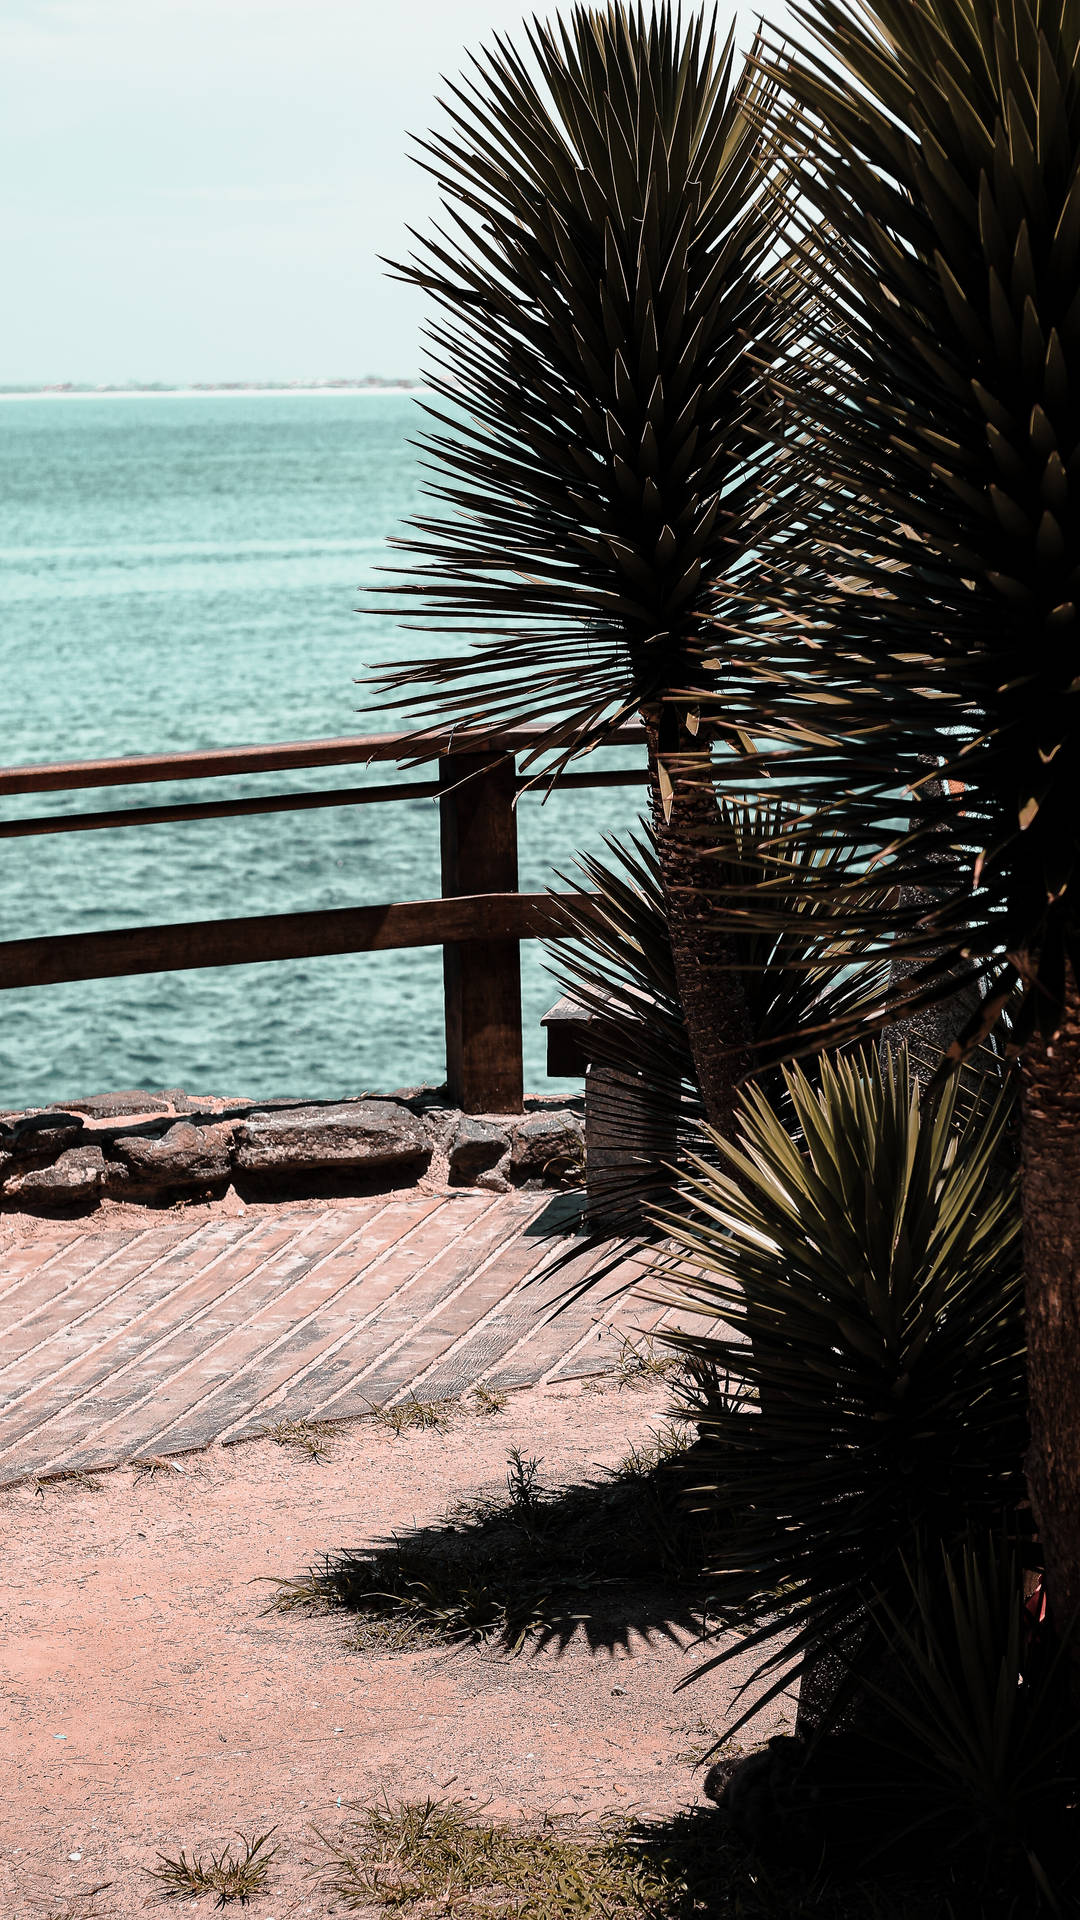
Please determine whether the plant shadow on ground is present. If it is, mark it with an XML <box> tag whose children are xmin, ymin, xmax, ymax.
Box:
<box><xmin>312</xmin><ymin>1795</ymin><xmax>962</xmax><ymax>1920</ymax></box>
<box><xmin>268</xmin><ymin>1415</ymin><xmax>719</xmax><ymax>1657</ymax></box>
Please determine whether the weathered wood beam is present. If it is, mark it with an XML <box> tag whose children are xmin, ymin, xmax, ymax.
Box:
<box><xmin>0</xmin><ymin>724</ymin><xmax>646</xmax><ymax>797</ymax></box>
<box><xmin>0</xmin><ymin>782</ymin><xmax>442</xmax><ymax>839</ymax></box>
<box><xmin>0</xmin><ymin>769</ymin><xmax>646</xmax><ymax>841</ymax></box>
<box><xmin>0</xmin><ymin>893</ymin><xmax>594</xmax><ymax>992</ymax></box>
<box><xmin>440</xmin><ymin>753</ymin><xmax>523</xmax><ymax>1113</ymax></box>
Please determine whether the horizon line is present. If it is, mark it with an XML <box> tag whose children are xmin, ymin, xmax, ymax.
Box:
<box><xmin>0</xmin><ymin>377</ymin><xmax>423</xmax><ymax>397</ymax></box>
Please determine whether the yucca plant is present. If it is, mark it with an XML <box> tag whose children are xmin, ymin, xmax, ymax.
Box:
<box><xmin>546</xmin><ymin>801</ymin><xmax>893</xmax><ymax>1232</ymax></box>
<box><xmin>696</xmin><ymin>0</ymin><xmax>1080</xmax><ymax>1668</ymax></box>
<box><xmin>862</xmin><ymin>1532</ymin><xmax>1080</xmax><ymax>1907</ymax></box>
<box><xmin>656</xmin><ymin>1048</ymin><xmax>1025</xmax><ymax>1737</ymax></box>
<box><xmin>366</xmin><ymin>2</ymin><xmax>795</xmax><ymax>1132</ymax></box>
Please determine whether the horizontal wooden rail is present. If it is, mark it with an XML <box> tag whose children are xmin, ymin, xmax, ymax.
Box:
<box><xmin>0</xmin><ymin>722</ymin><xmax>646</xmax><ymax>797</ymax></box>
<box><xmin>0</xmin><ymin>767</ymin><xmax>648</xmax><ymax>841</ymax></box>
<box><xmin>0</xmin><ymin>893</ymin><xmax>596</xmax><ymax>992</ymax></box>
<box><xmin>0</xmin><ymin>781</ymin><xmax>441</xmax><ymax>839</ymax></box>
<box><xmin>0</xmin><ymin>724</ymin><xmax>649</xmax><ymax>1112</ymax></box>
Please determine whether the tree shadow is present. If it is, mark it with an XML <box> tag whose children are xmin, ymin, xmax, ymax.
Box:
<box><xmin>272</xmin><ymin>1430</ymin><xmax>720</xmax><ymax>1657</ymax></box>
<box><xmin>619</xmin><ymin>1799</ymin><xmax>963</xmax><ymax>1920</ymax></box>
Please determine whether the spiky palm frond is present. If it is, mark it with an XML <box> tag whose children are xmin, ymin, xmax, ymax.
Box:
<box><xmin>704</xmin><ymin>0</ymin><xmax>1080</xmax><ymax>1045</ymax></box>
<box><xmin>365</xmin><ymin>2</ymin><xmax>784</xmax><ymax>763</ymax></box>
<box><xmin>546</xmin><ymin>800</ymin><xmax>894</xmax><ymax>1110</ymax></box>
<box><xmin>864</xmin><ymin>1533</ymin><xmax>1080</xmax><ymax>1888</ymax></box>
<box><xmin>548</xmin><ymin>826</ymin><xmax>704</xmax><ymax>1235</ymax></box>
<box><xmin>543</xmin><ymin>803</ymin><xmax>894</xmax><ymax>1234</ymax></box>
<box><xmin>653</xmin><ymin>1048</ymin><xmax>1025</xmax><ymax>1737</ymax></box>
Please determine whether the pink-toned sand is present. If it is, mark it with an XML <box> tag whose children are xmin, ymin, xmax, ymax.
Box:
<box><xmin>1</xmin><ymin>1377</ymin><xmax>790</xmax><ymax>1920</ymax></box>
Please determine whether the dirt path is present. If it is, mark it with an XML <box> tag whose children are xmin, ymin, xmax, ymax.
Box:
<box><xmin>1</xmin><ymin>1379</ymin><xmax>790</xmax><ymax>1919</ymax></box>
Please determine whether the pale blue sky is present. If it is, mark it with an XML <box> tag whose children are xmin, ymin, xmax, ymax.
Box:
<box><xmin>0</xmin><ymin>1</ymin><xmax>784</xmax><ymax>385</ymax></box>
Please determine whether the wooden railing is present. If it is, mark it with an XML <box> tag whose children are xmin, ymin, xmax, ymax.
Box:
<box><xmin>0</xmin><ymin>726</ymin><xmax>648</xmax><ymax>1113</ymax></box>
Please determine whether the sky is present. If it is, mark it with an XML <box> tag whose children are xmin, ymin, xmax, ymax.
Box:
<box><xmin>0</xmin><ymin>0</ymin><xmax>785</xmax><ymax>386</ymax></box>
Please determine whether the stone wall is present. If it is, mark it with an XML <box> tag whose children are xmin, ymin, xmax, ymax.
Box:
<box><xmin>0</xmin><ymin>1088</ymin><xmax>585</xmax><ymax>1213</ymax></box>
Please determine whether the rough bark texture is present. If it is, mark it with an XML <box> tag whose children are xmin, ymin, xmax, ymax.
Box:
<box><xmin>644</xmin><ymin>715</ymin><xmax>752</xmax><ymax>1137</ymax></box>
<box><xmin>882</xmin><ymin>768</ymin><xmax>983</xmax><ymax>1078</ymax></box>
<box><xmin>1022</xmin><ymin>961</ymin><xmax>1080</xmax><ymax>1676</ymax></box>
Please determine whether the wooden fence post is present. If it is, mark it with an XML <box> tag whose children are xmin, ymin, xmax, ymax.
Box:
<box><xmin>439</xmin><ymin>752</ymin><xmax>524</xmax><ymax>1113</ymax></box>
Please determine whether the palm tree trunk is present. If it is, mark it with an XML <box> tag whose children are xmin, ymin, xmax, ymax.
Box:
<box><xmin>643</xmin><ymin>714</ymin><xmax>752</xmax><ymax>1136</ymax></box>
<box><xmin>1021</xmin><ymin>960</ymin><xmax>1080</xmax><ymax>1686</ymax></box>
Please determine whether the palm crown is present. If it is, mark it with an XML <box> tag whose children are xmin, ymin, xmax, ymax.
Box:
<box><xmin>717</xmin><ymin>0</ymin><xmax>1080</xmax><ymax>1043</ymax></box>
<box><xmin>369</xmin><ymin>1</ymin><xmax>780</xmax><ymax>762</ymax></box>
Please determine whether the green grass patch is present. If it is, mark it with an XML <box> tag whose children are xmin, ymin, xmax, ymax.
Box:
<box><xmin>312</xmin><ymin>1796</ymin><xmax>954</xmax><ymax>1919</ymax></box>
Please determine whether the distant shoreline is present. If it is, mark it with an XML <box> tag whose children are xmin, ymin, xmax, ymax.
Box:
<box><xmin>0</xmin><ymin>382</ymin><xmax>422</xmax><ymax>401</ymax></box>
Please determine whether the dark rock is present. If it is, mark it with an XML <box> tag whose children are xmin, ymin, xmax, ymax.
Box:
<box><xmin>2</xmin><ymin>1111</ymin><xmax>86</xmax><ymax>1158</ymax></box>
<box><xmin>155</xmin><ymin>1089</ymin><xmax>203</xmax><ymax>1114</ymax></box>
<box><xmin>389</xmin><ymin>1084</ymin><xmax>450</xmax><ymax>1111</ymax></box>
<box><xmin>234</xmin><ymin>1101</ymin><xmax>430</xmax><ymax>1177</ymax></box>
<box><xmin>476</xmin><ymin>1154</ymin><xmax>512</xmax><ymax>1194</ymax></box>
<box><xmin>65</xmin><ymin>1090</ymin><xmax>172</xmax><ymax>1119</ymax></box>
<box><xmin>509</xmin><ymin>1110</ymin><xmax>584</xmax><ymax>1186</ymax></box>
<box><xmin>5</xmin><ymin>1143</ymin><xmax>110</xmax><ymax>1202</ymax></box>
<box><xmin>448</xmin><ymin>1115</ymin><xmax>510</xmax><ymax>1184</ymax></box>
<box><xmin>109</xmin><ymin>1120</ymin><xmax>235</xmax><ymax>1192</ymax></box>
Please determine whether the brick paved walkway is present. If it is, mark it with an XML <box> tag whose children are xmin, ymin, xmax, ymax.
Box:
<box><xmin>0</xmin><ymin>1191</ymin><xmax>680</xmax><ymax>1487</ymax></box>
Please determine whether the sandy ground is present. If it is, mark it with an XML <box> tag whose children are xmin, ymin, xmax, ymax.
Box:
<box><xmin>1</xmin><ymin>1378</ymin><xmax>791</xmax><ymax>1920</ymax></box>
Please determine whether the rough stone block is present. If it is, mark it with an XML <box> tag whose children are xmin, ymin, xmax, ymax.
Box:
<box><xmin>66</xmin><ymin>1091</ymin><xmax>172</xmax><ymax>1119</ymax></box>
<box><xmin>5</xmin><ymin>1143</ymin><xmax>111</xmax><ymax>1202</ymax></box>
<box><xmin>448</xmin><ymin>1115</ymin><xmax>511</xmax><ymax>1184</ymax></box>
<box><xmin>509</xmin><ymin>1110</ymin><xmax>584</xmax><ymax>1186</ymax></box>
<box><xmin>110</xmin><ymin>1120</ymin><xmax>235</xmax><ymax>1192</ymax></box>
<box><xmin>476</xmin><ymin>1154</ymin><xmax>512</xmax><ymax>1194</ymax></box>
<box><xmin>233</xmin><ymin>1101</ymin><xmax>430</xmax><ymax>1177</ymax></box>
<box><xmin>2</xmin><ymin>1112</ymin><xmax>86</xmax><ymax>1159</ymax></box>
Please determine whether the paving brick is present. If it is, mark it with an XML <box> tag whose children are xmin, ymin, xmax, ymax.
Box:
<box><xmin>0</xmin><ymin>1193</ymin><xmax>642</xmax><ymax>1487</ymax></box>
<box><xmin>320</xmin><ymin>1198</ymin><xmax>563</xmax><ymax>1416</ymax></box>
<box><xmin>0</xmin><ymin>1220</ymin><xmax>274</xmax><ymax>1448</ymax></box>
<box><xmin>0</xmin><ymin>1233</ymin><xmax>141</xmax><ymax>1354</ymax></box>
<box><xmin>541</xmin><ymin>1265</ymin><xmax>673</xmax><ymax>1382</ymax></box>
<box><xmin>210</xmin><ymin>1195</ymin><xmax>509</xmax><ymax>1443</ymax></box>
<box><xmin>5</xmin><ymin>1211</ymin><xmax>374</xmax><ymax>1478</ymax></box>
<box><xmin>230</xmin><ymin>1194</ymin><xmax>535</xmax><ymax>1431</ymax></box>
<box><xmin>0</xmin><ymin>1230</ymin><xmax>97</xmax><ymax>1308</ymax></box>
<box><xmin>119</xmin><ymin>1195</ymin><xmax>456</xmax><ymax>1460</ymax></box>
<box><xmin>403</xmin><ymin>1235</ymin><xmax>612</xmax><ymax>1399</ymax></box>
<box><xmin>0</xmin><ymin>1223</ymin><xmax>225</xmax><ymax>1378</ymax></box>
<box><xmin>470</xmin><ymin>1247</ymin><xmax>648</xmax><ymax>1391</ymax></box>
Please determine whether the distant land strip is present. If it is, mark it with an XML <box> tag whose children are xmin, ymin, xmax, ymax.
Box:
<box><xmin>0</xmin><ymin>377</ymin><xmax>421</xmax><ymax>396</ymax></box>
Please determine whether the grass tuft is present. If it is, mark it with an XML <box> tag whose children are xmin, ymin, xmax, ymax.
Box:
<box><xmin>261</xmin><ymin>1417</ymin><xmax>337</xmax><ymax>1461</ymax></box>
<box><xmin>32</xmin><ymin>1467</ymin><xmax>103</xmax><ymax>1498</ymax></box>
<box><xmin>615</xmin><ymin>1334</ymin><xmax>682</xmax><ymax>1386</ymax></box>
<box><xmin>312</xmin><ymin>1796</ymin><xmax>953</xmax><ymax>1919</ymax></box>
<box><xmin>366</xmin><ymin>1394</ymin><xmax>458</xmax><ymax>1435</ymax></box>
<box><xmin>146</xmin><ymin>1829</ymin><xmax>277</xmax><ymax>1906</ymax></box>
<box><xmin>130</xmin><ymin>1455</ymin><xmax>186</xmax><ymax>1481</ymax></box>
<box><xmin>468</xmin><ymin>1384</ymin><xmax>509</xmax><ymax>1416</ymax></box>
<box><xmin>314</xmin><ymin>1797</ymin><xmax>657</xmax><ymax>1918</ymax></box>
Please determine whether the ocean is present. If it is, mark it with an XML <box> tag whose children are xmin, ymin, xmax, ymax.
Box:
<box><xmin>0</xmin><ymin>392</ymin><xmax>644</xmax><ymax>1111</ymax></box>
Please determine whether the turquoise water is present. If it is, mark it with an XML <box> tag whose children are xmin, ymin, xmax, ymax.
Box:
<box><xmin>0</xmin><ymin>393</ymin><xmax>644</xmax><ymax>1110</ymax></box>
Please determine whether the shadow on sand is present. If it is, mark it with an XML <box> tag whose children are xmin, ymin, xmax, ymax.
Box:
<box><xmin>271</xmin><ymin>1427</ymin><xmax>719</xmax><ymax>1658</ymax></box>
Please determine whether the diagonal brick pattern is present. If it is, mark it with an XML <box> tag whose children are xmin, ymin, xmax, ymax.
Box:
<box><xmin>0</xmin><ymin>1193</ymin><xmax>686</xmax><ymax>1486</ymax></box>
